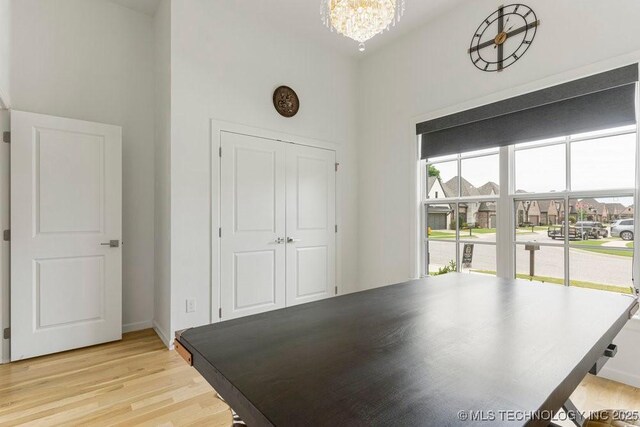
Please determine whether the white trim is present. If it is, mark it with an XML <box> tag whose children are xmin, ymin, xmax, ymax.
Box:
<box><xmin>153</xmin><ymin>320</ymin><xmax>172</xmax><ymax>349</ymax></box>
<box><xmin>599</xmin><ymin>366</ymin><xmax>640</xmax><ymax>389</ymax></box>
<box><xmin>599</xmin><ymin>318</ymin><xmax>640</xmax><ymax>388</ymax></box>
<box><xmin>210</xmin><ymin>119</ymin><xmax>342</xmax><ymax>325</ymax></box>
<box><xmin>0</xmin><ymin>109</ymin><xmax>9</xmax><ymax>365</ymax></box>
<box><xmin>122</xmin><ymin>320</ymin><xmax>153</xmax><ymax>334</ymax></box>
<box><xmin>634</xmin><ymin>83</ymin><xmax>640</xmax><ymax>297</ymax></box>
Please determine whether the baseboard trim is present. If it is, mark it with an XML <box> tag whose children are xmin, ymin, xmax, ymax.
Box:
<box><xmin>122</xmin><ymin>320</ymin><xmax>153</xmax><ymax>334</ymax></box>
<box><xmin>153</xmin><ymin>321</ymin><xmax>171</xmax><ymax>349</ymax></box>
<box><xmin>599</xmin><ymin>365</ymin><xmax>640</xmax><ymax>389</ymax></box>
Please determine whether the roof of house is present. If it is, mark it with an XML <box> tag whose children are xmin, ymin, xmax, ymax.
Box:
<box><xmin>427</xmin><ymin>176</ymin><xmax>439</xmax><ymax>194</ymax></box>
<box><xmin>478</xmin><ymin>201</ymin><xmax>496</xmax><ymax>212</ymax></box>
<box><xmin>443</xmin><ymin>177</ymin><xmax>481</xmax><ymax>198</ymax></box>
<box><xmin>478</xmin><ymin>182</ymin><xmax>500</xmax><ymax>196</ymax></box>
<box><xmin>427</xmin><ymin>177</ymin><xmax>634</xmax><ymax>216</ymax></box>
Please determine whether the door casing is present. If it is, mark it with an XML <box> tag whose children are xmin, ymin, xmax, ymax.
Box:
<box><xmin>211</xmin><ymin>120</ymin><xmax>341</xmax><ymax>324</ymax></box>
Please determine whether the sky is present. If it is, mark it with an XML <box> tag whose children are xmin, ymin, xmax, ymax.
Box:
<box><xmin>428</xmin><ymin>127</ymin><xmax>636</xmax><ymax>207</ymax></box>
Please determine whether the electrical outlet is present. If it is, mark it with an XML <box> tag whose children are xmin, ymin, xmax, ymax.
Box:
<box><xmin>186</xmin><ymin>299</ymin><xmax>196</xmax><ymax>313</ymax></box>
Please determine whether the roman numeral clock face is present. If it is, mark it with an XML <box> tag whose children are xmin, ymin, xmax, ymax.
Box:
<box><xmin>469</xmin><ymin>4</ymin><xmax>540</xmax><ymax>72</ymax></box>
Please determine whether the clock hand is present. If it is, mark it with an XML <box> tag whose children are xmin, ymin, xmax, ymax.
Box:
<box><xmin>505</xmin><ymin>20</ymin><xmax>540</xmax><ymax>38</ymax></box>
<box><xmin>497</xmin><ymin>5</ymin><xmax>504</xmax><ymax>71</ymax></box>
<box><xmin>470</xmin><ymin>20</ymin><xmax>539</xmax><ymax>54</ymax></box>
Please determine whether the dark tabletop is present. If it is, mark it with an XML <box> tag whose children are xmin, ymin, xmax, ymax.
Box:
<box><xmin>178</xmin><ymin>274</ymin><xmax>637</xmax><ymax>427</ymax></box>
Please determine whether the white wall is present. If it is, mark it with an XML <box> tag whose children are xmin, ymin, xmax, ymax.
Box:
<box><xmin>10</xmin><ymin>0</ymin><xmax>156</xmax><ymax>332</ymax></box>
<box><xmin>358</xmin><ymin>0</ymin><xmax>640</xmax><ymax>385</ymax></box>
<box><xmin>0</xmin><ymin>0</ymin><xmax>8</xmax><ymax>362</ymax></box>
<box><xmin>601</xmin><ymin>319</ymin><xmax>640</xmax><ymax>388</ymax></box>
<box><xmin>0</xmin><ymin>0</ymin><xmax>9</xmax><ymax>107</ymax></box>
<box><xmin>170</xmin><ymin>0</ymin><xmax>359</xmax><ymax>335</ymax></box>
<box><xmin>358</xmin><ymin>0</ymin><xmax>640</xmax><ymax>288</ymax></box>
<box><xmin>153</xmin><ymin>0</ymin><xmax>171</xmax><ymax>346</ymax></box>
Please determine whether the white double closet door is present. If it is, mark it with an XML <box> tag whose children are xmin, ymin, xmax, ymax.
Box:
<box><xmin>220</xmin><ymin>132</ymin><xmax>336</xmax><ymax>320</ymax></box>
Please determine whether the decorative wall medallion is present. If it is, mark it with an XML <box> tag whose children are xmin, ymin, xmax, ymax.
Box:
<box><xmin>468</xmin><ymin>4</ymin><xmax>540</xmax><ymax>72</ymax></box>
<box><xmin>273</xmin><ymin>86</ymin><xmax>300</xmax><ymax>118</ymax></box>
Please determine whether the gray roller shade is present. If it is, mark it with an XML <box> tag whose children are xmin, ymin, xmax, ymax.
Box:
<box><xmin>418</xmin><ymin>64</ymin><xmax>638</xmax><ymax>160</ymax></box>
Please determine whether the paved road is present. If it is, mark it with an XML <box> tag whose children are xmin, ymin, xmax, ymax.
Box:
<box><xmin>428</xmin><ymin>230</ymin><xmax>633</xmax><ymax>290</ymax></box>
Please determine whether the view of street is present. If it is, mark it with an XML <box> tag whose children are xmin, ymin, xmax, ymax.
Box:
<box><xmin>428</xmin><ymin>226</ymin><xmax>634</xmax><ymax>294</ymax></box>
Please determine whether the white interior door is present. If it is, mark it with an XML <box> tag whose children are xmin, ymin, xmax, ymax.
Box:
<box><xmin>285</xmin><ymin>144</ymin><xmax>336</xmax><ymax>306</ymax></box>
<box><xmin>11</xmin><ymin>111</ymin><xmax>122</xmax><ymax>361</ymax></box>
<box><xmin>220</xmin><ymin>132</ymin><xmax>286</xmax><ymax>320</ymax></box>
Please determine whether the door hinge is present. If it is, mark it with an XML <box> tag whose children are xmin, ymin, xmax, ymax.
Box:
<box><xmin>335</xmin><ymin>286</ymin><xmax>338</xmax><ymax>295</ymax></box>
<box><xmin>218</xmin><ymin>308</ymin><xmax>222</xmax><ymax>319</ymax></box>
<box><xmin>335</xmin><ymin>225</ymin><xmax>338</xmax><ymax>233</ymax></box>
<box><xmin>219</xmin><ymin>147</ymin><xmax>222</xmax><ymax>157</ymax></box>
<box><xmin>3</xmin><ymin>328</ymin><xmax>9</xmax><ymax>339</ymax></box>
<box><xmin>335</xmin><ymin>162</ymin><xmax>339</xmax><ymax>172</ymax></box>
<box><xmin>3</xmin><ymin>230</ymin><xmax>9</xmax><ymax>241</ymax></box>
<box><xmin>219</xmin><ymin>228</ymin><xmax>222</xmax><ymax>238</ymax></box>
<box><xmin>2</xmin><ymin>131</ymin><xmax>9</xmax><ymax>143</ymax></box>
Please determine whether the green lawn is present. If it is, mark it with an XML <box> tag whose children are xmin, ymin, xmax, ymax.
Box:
<box><xmin>428</xmin><ymin>231</ymin><xmax>456</xmax><ymax>239</ymax></box>
<box><xmin>472</xmin><ymin>270</ymin><xmax>634</xmax><ymax>295</ymax></box>
<box><xmin>429</xmin><ymin>228</ymin><xmax>498</xmax><ymax>239</ymax></box>
<box><xmin>461</xmin><ymin>228</ymin><xmax>496</xmax><ymax>234</ymax></box>
<box><xmin>627</xmin><ymin>242</ymin><xmax>634</xmax><ymax>249</ymax></box>
<box><xmin>517</xmin><ymin>226</ymin><xmax>548</xmax><ymax>232</ymax></box>
<box><xmin>570</xmin><ymin>239</ymin><xmax>633</xmax><ymax>257</ymax></box>
<box><xmin>578</xmin><ymin>248</ymin><xmax>633</xmax><ymax>257</ymax></box>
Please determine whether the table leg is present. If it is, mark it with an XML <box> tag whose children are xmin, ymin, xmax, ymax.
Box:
<box><xmin>562</xmin><ymin>398</ymin><xmax>586</xmax><ymax>427</ymax></box>
<box><xmin>217</xmin><ymin>393</ymin><xmax>247</xmax><ymax>426</ymax></box>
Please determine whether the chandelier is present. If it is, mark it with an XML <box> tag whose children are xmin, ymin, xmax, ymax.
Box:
<box><xmin>321</xmin><ymin>0</ymin><xmax>406</xmax><ymax>52</ymax></box>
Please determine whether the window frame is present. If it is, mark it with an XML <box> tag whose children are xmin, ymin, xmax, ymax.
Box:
<box><xmin>421</xmin><ymin>125</ymin><xmax>639</xmax><ymax>297</ymax></box>
<box><xmin>422</xmin><ymin>149</ymin><xmax>500</xmax><ymax>276</ymax></box>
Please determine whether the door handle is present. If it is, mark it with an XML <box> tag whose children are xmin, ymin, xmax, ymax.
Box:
<box><xmin>287</xmin><ymin>237</ymin><xmax>302</xmax><ymax>243</ymax></box>
<box><xmin>101</xmin><ymin>240</ymin><xmax>120</xmax><ymax>248</ymax></box>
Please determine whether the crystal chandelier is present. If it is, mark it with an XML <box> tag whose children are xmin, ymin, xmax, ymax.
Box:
<box><xmin>321</xmin><ymin>0</ymin><xmax>406</xmax><ymax>52</ymax></box>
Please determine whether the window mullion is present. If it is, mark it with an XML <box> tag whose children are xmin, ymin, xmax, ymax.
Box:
<box><xmin>497</xmin><ymin>146</ymin><xmax>512</xmax><ymax>278</ymax></box>
<box><xmin>564</xmin><ymin>138</ymin><xmax>571</xmax><ymax>287</ymax></box>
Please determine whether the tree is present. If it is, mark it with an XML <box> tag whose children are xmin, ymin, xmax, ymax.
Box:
<box><xmin>428</xmin><ymin>165</ymin><xmax>440</xmax><ymax>178</ymax></box>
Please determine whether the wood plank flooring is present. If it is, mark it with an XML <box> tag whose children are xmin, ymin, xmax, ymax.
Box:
<box><xmin>0</xmin><ymin>329</ymin><xmax>638</xmax><ymax>426</ymax></box>
<box><xmin>0</xmin><ymin>330</ymin><xmax>231</xmax><ymax>426</ymax></box>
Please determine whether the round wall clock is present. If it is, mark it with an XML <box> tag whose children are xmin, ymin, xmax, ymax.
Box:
<box><xmin>468</xmin><ymin>4</ymin><xmax>540</xmax><ymax>72</ymax></box>
<box><xmin>273</xmin><ymin>86</ymin><xmax>300</xmax><ymax>118</ymax></box>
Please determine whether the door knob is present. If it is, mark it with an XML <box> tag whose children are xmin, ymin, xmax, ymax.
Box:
<box><xmin>287</xmin><ymin>237</ymin><xmax>302</xmax><ymax>243</ymax></box>
<box><xmin>101</xmin><ymin>240</ymin><xmax>120</xmax><ymax>248</ymax></box>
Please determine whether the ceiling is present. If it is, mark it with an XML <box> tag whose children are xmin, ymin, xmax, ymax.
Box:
<box><xmin>110</xmin><ymin>0</ymin><xmax>161</xmax><ymax>17</ymax></box>
<box><xmin>223</xmin><ymin>0</ymin><xmax>464</xmax><ymax>57</ymax></box>
<box><xmin>107</xmin><ymin>0</ymin><xmax>462</xmax><ymax>56</ymax></box>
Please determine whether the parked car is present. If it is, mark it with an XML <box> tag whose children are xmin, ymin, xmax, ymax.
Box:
<box><xmin>611</xmin><ymin>219</ymin><xmax>634</xmax><ymax>241</ymax></box>
<box><xmin>575</xmin><ymin>221</ymin><xmax>608</xmax><ymax>239</ymax></box>
<box><xmin>547</xmin><ymin>225</ymin><xmax>589</xmax><ymax>241</ymax></box>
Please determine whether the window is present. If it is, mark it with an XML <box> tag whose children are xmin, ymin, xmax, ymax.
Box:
<box><xmin>512</xmin><ymin>126</ymin><xmax>636</xmax><ymax>295</ymax></box>
<box><xmin>423</xmin><ymin>149</ymin><xmax>498</xmax><ymax>277</ymax></box>
<box><xmin>422</xmin><ymin>125</ymin><xmax>637</xmax><ymax>296</ymax></box>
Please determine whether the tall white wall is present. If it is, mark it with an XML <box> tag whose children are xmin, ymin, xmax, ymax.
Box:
<box><xmin>0</xmin><ymin>0</ymin><xmax>9</xmax><ymax>106</ymax></box>
<box><xmin>0</xmin><ymin>0</ymin><xmax>9</xmax><ymax>362</ymax></box>
<box><xmin>170</xmin><ymin>0</ymin><xmax>359</xmax><ymax>334</ymax></box>
<box><xmin>153</xmin><ymin>0</ymin><xmax>171</xmax><ymax>346</ymax></box>
<box><xmin>358</xmin><ymin>0</ymin><xmax>640</xmax><ymax>385</ymax></box>
<box><xmin>10</xmin><ymin>0</ymin><xmax>156</xmax><ymax>332</ymax></box>
<box><xmin>358</xmin><ymin>0</ymin><xmax>640</xmax><ymax>288</ymax></box>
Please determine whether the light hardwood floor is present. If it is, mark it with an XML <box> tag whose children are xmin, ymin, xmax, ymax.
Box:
<box><xmin>0</xmin><ymin>329</ymin><xmax>638</xmax><ymax>426</ymax></box>
<box><xmin>0</xmin><ymin>330</ymin><xmax>231</xmax><ymax>426</ymax></box>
